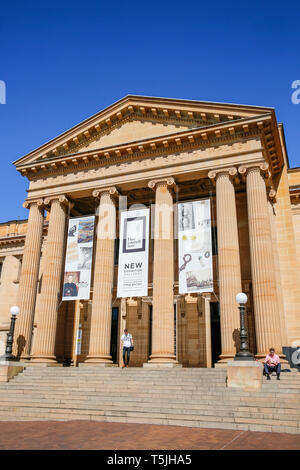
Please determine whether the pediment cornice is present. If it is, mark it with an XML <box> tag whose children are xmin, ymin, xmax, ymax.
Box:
<box><xmin>16</xmin><ymin>112</ymin><xmax>283</xmax><ymax>179</ymax></box>
<box><xmin>14</xmin><ymin>95</ymin><xmax>276</xmax><ymax>168</ymax></box>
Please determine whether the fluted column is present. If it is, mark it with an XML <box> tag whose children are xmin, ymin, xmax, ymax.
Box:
<box><xmin>239</xmin><ymin>163</ymin><xmax>282</xmax><ymax>359</ymax></box>
<box><xmin>147</xmin><ymin>177</ymin><xmax>176</xmax><ymax>363</ymax></box>
<box><xmin>208</xmin><ymin>168</ymin><xmax>242</xmax><ymax>363</ymax></box>
<box><xmin>267</xmin><ymin>191</ymin><xmax>288</xmax><ymax>347</ymax></box>
<box><xmin>13</xmin><ymin>199</ymin><xmax>44</xmax><ymax>359</ymax></box>
<box><xmin>31</xmin><ymin>195</ymin><xmax>70</xmax><ymax>363</ymax></box>
<box><xmin>85</xmin><ymin>187</ymin><xmax>117</xmax><ymax>363</ymax></box>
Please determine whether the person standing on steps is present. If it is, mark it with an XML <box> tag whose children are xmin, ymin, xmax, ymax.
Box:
<box><xmin>264</xmin><ymin>348</ymin><xmax>281</xmax><ymax>380</ymax></box>
<box><xmin>121</xmin><ymin>328</ymin><xmax>134</xmax><ymax>368</ymax></box>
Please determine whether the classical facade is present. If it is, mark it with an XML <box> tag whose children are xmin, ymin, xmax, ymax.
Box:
<box><xmin>0</xmin><ymin>95</ymin><xmax>300</xmax><ymax>367</ymax></box>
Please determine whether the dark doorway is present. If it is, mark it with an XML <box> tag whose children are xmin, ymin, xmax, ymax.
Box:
<box><xmin>210</xmin><ymin>302</ymin><xmax>221</xmax><ymax>366</ymax></box>
<box><xmin>110</xmin><ymin>307</ymin><xmax>119</xmax><ymax>363</ymax></box>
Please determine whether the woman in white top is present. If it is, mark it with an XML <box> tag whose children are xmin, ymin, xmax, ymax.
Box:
<box><xmin>121</xmin><ymin>328</ymin><xmax>134</xmax><ymax>368</ymax></box>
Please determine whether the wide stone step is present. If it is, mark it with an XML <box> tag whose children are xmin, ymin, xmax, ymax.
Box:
<box><xmin>0</xmin><ymin>402</ymin><xmax>298</xmax><ymax>426</ymax></box>
<box><xmin>0</xmin><ymin>405</ymin><xmax>299</xmax><ymax>433</ymax></box>
<box><xmin>0</xmin><ymin>391</ymin><xmax>299</xmax><ymax>410</ymax></box>
<box><xmin>0</xmin><ymin>397</ymin><xmax>299</xmax><ymax>422</ymax></box>
<box><xmin>1</xmin><ymin>385</ymin><xmax>299</xmax><ymax>401</ymax></box>
<box><xmin>16</xmin><ymin>376</ymin><xmax>227</xmax><ymax>383</ymax></box>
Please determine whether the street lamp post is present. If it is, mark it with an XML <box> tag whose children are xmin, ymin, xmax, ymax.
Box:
<box><xmin>1</xmin><ymin>306</ymin><xmax>20</xmax><ymax>362</ymax></box>
<box><xmin>234</xmin><ymin>293</ymin><xmax>254</xmax><ymax>361</ymax></box>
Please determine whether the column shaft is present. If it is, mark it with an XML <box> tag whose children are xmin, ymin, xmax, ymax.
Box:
<box><xmin>31</xmin><ymin>198</ymin><xmax>68</xmax><ymax>362</ymax></box>
<box><xmin>267</xmin><ymin>198</ymin><xmax>288</xmax><ymax>346</ymax></box>
<box><xmin>245</xmin><ymin>167</ymin><xmax>282</xmax><ymax>358</ymax></box>
<box><xmin>85</xmin><ymin>191</ymin><xmax>116</xmax><ymax>363</ymax></box>
<box><xmin>149</xmin><ymin>181</ymin><xmax>176</xmax><ymax>363</ymax></box>
<box><xmin>13</xmin><ymin>201</ymin><xmax>44</xmax><ymax>358</ymax></box>
<box><xmin>215</xmin><ymin>171</ymin><xmax>242</xmax><ymax>362</ymax></box>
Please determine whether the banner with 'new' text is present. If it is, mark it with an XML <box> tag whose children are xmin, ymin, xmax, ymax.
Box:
<box><xmin>117</xmin><ymin>208</ymin><xmax>150</xmax><ymax>298</ymax></box>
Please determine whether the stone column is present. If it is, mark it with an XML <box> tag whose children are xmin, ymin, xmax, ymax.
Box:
<box><xmin>13</xmin><ymin>199</ymin><xmax>44</xmax><ymax>359</ymax></box>
<box><xmin>239</xmin><ymin>163</ymin><xmax>282</xmax><ymax>359</ymax></box>
<box><xmin>267</xmin><ymin>191</ymin><xmax>288</xmax><ymax>347</ymax></box>
<box><xmin>31</xmin><ymin>195</ymin><xmax>70</xmax><ymax>363</ymax></box>
<box><xmin>85</xmin><ymin>187</ymin><xmax>117</xmax><ymax>364</ymax></box>
<box><xmin>208</xmin><ymin>168</ymin><xmax>242</xmax><ymax>363</ymax></box>
<box><xmin>146</xmin><ymin>178</ymin><xmax>176</xmax><ymax>364</ymax></box>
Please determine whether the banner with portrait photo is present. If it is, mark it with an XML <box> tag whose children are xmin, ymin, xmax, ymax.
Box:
<box><xmin>178</xmin><ymin>200</ymin><xmax>213</xmax><ymax>294</ymax></box>
<box><xmin>117</xmin><ymin>208</ymin><xmax>150</xmax><ymax>298</ymax></box>
<box><xmin>62</xmin><ymin>216</ymin><xmax>95</xmax><ymax>301</ymax></box>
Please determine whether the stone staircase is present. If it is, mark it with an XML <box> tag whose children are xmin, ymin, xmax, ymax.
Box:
<box><xmin>0</xmin><ymin>366</ymin><xmax>299</xmax><ymax>434</ymax></box>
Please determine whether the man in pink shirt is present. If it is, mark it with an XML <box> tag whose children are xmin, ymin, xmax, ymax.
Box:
<box><xmin>264</xmin><ymin>348</ymin><xmax>281</xmax><ymax>380</ymax></box>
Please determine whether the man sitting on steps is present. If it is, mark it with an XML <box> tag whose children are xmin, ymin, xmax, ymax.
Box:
<box><xmin>264</xmin><ymin>348</ymin><xmax>281</xmax><ymax>380</ymax></box>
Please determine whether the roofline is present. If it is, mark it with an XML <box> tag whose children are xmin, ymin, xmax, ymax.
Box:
<box><xmin>17</xmin><ymin>113</ymin><xmax>274</xmax><ymax>170</ymax></box>
<box><xmin>13</xmin><ymin>94</ymin><xmax>276</xmax><ymax>166</ymax></box>
<box><xmin>278</xmin><ymin>123</ymin><xmax>290</xmax><ymax>168</ymax></box>
<box><xmin>0</xmin><ymin>218</ymin><xmax>28</xmax><ymax>226</ymax></box>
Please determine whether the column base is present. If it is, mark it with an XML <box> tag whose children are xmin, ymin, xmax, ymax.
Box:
<box><xmin>30</xmin><ymin>356</ymin><xmax>58</xmax><ymax>364</ymax></box>
<box><xmin>214</xmin><ymin>354</ymin><xmax>236</xmax><ymax>368</ymax></box>
<box><xmin>84</xmin><ymin>356</ymin><xmax>113</xmax><ymax>364</ymax></box>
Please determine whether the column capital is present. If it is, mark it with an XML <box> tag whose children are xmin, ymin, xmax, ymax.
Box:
<box><xmin>23</xmin><ymin>198</ymin><xmax>44</xmax><ymax>210</ymax></box>
<box><xmin>238</xmin><ymin>162</ymin><xmax>270</xmax><ymax>179</ymax></box>
<box><xmin>148</xmin><ymin>177</ymin><xmax>176</xmax><ymax>191</ymax></box>
<box><xmin>208</xmin><ymin>167</ymin><xmax>238</xmax><ymax>184</ymax></box>
<box><xmin>44</xmin><ymin>194</ymin><xmax>74</xmax><ymax>210</ymax></box>
<box><xmin>92</xmin><ymin>186</ymin><xmax>119</xmax><ymax>200</ymax></box>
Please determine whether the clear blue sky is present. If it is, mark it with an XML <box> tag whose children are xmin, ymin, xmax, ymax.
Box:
<box><xmin>1</xmin><ymin>0</ymin><xmax>299</xmax><ymax>222</ymax></box>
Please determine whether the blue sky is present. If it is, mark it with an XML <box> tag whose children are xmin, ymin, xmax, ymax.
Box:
<box><xmin>1</xmin><ymin>0</ymin><xmax>299</xmax><ymax>222</ymax></box>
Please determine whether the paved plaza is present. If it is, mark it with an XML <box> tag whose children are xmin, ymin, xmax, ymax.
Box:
<box><xmin>0</xmin><ymin>421</ymin><xmax>299</xmax><ymax>450</ymax></box>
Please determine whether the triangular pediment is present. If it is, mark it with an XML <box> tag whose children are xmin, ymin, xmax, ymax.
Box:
<box><xmin>65</xmin><ymin>117</ymin><xmax>192</xmax><ymax>155</ymax></box>
<box><xmin>14</xmin><ymin>95</ymin><xmax>275</xmax><ymax>168</ymax></box>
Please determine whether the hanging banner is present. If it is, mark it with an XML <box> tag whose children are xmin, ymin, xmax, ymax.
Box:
<box><xmin>117</xmin><ymin>208</ymin><xmax>150</xmax><ymax>298</ymax></box>
<box><xmin>62</xmin><ymin>216</ymin><xmax>95</xmax><ymax>301</ymax></box>
<box><xmin>178</xmin><ymin>199</ymin><xmax>213</xmax><ymax>294</ymax></box>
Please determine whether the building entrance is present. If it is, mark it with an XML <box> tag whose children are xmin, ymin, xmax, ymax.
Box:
<box><xmin>210</xmin><ymin>302</ymin><xmax>221</xmax><ymax>366</ymax></box>
<box><xmin>110</xmin><ymin>307</ymin><xmax>119</xmax><ymax>363</ymax></box>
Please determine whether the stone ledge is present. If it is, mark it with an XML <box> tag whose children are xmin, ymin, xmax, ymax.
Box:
<box><xmin>0</xmin><ymin>361</ymin><xmax>26</xmax><ymax>382</ymax></box>
<box><xmin>227</xmin><ymin>361</ymin><xmax>263</xmax><ymax>390</ymax></box>
<box><xmin>143</xmin><ymin>363</ymin><xmax>183</xmax><ymax>369</ymax></box>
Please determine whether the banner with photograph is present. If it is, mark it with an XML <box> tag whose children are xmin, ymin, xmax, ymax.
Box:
<box><xmin>62</xmin><ymin>216</ymin><xmax>95</xmax><ymax>301</ymax></box>
<box><xmin>117</xmin><ymin>208</ymin><xmax>150</xmax><ymax>298</ymax></box>
<box><xmin>178</xmin><ymin>200</ymin><xmax>213</xmax><ymax>294</ymax></box>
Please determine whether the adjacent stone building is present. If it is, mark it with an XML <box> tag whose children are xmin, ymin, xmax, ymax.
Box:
<box><xmin>0</xmin><ymin>95</ymin><xmax>299</xmax><ymax>367</ymax></box>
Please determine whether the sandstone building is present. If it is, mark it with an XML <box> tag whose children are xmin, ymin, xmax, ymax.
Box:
<box><xmin>0</xmin><ymin>95</ymin><xmax>299</xmax><ymax>367</ymax></box>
